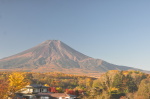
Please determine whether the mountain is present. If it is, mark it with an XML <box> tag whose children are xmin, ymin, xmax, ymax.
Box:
<box><xmin>0</xmin><ymin>40</ymin><xmax>142</xmax><ymax>74</ymax></box>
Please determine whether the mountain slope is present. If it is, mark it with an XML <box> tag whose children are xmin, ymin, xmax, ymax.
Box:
<box><xmin>0</xmin><ymin>40</ymin><xmax>140</xmax><ymax>73</ymax></box>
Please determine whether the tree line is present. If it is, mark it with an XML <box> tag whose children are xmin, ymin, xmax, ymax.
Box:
<box><xmin>0</xmin><ymin>70</ymin><xmax>150</xmax><ymax>99</ymax></box>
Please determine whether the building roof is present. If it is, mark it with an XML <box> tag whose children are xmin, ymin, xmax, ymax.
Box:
<box><xmin>49</xmin><ymin>93</ymin><xmax>70</xmax><ymax>98</ymax></box>
<box><xmin>25</xmin><ymin>84</ymin><xmax>49</xmax><ymax>88</ymax></box>
<box><xmin>37</xmin><ymin>93</ymin><xmax>76</xmax><ymax>98</ymax></box>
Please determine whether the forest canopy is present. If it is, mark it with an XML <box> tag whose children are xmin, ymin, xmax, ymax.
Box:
<box><xmin>0</xmin><ymin>70</ymin><xmax>150</xmax><ymax>99</ymax></box>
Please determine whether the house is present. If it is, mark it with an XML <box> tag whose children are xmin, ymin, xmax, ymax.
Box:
<box><xmin>15</xmin><ymin>84</ymin><xmax>77</xmax><ymax>99</ymax></box>
<box><xmin>15</xmin><ymin>84</ymin><xmax>50</xmax><ymax>99</ymax></box>
<box><xmin>20</xmin><ymin>84</ymin><xmax>49</xmax><ymax>94</ymax></box>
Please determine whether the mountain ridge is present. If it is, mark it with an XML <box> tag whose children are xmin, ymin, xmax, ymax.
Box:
<box><xmin>0</xmin><ymin>40</ymin><xmax>145</xmax><ymax>74</ymax></box>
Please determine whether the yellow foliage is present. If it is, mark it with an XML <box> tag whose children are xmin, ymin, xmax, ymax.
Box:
<box><xmin>56</xmin><ymin>87</ymin><xmax>63</xmax><ymax>92</ymax></box>
<box><xmin>44</xmin><ymin>84</ymin><xmax>50</xmax><ymax>87</ymax></box>
<box><xmin>86</xmin><ymin>78</ymin><xmax>93</xmax><ymax>87</ymax></box>
<box><xmin>8</xmin><ymin>72</ymin><xmax>29</xmax><ymax>94</ymax></box>
<box><xmin>108</xmin><ymin>70</ymin><xmax>119</xmax><ymax>73</ymax></box>
<box><xmin>122</xmin><ymin>71</ymin><xmax>129</xmax><ymax>75</ymax></box>
<box><xmin>111</xmin><ymin>87</ymin><xmax>118</xmax><ymax>91</ymax></box>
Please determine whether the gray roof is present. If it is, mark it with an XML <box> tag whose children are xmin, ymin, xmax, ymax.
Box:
<box><xmin>25</xmin><ymin>84</ymin><xmax>49</xmax><ymax>88</ymax></box>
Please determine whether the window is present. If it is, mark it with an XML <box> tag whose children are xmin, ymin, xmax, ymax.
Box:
<box><xmin>33</xmin><ymin>89</ymin><xmax>38</xmax><ymax>92</ymax></box>
<box><xmin>42</xmin><ymin>89</ymin><xmax>48</xmax><ymax>92</ymax></box>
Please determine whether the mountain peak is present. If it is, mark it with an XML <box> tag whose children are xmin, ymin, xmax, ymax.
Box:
<box><xmin>43</xmin><ymin>40</ymin><xmax>61</xmax><ymax>43</ymax></box>
<box><xmin>41</xmin><ymin>40</ymin><xmax>61</xmax><ymax>45</ymax></box>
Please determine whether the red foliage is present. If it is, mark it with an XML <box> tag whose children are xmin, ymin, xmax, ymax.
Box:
<box><xmin>67</xmin><ymin>89</ymin><xmax>75</xmax><ymax>95</ymax></box>
<box><xmin>49</xmin><ymin>87</ymin><xmax>58</xmax><ymax>93</ymax></box>
<box><xmin>66</xmin><ymin>89</ymin><xmax>84</xmax><ymax>95</ymax></box>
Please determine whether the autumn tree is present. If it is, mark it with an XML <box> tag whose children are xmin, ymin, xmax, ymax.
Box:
<box><xmin>135</xmin><ymin>78</ymin><xmax>150</xmax><ymax>99</ymax></box>
<box><xmin>85</xmin><ymin>78</ymin><xmax>93</xmax><ymax>88</ymax></box>
<box><xmin>0</xmin><ymin>79</ymin><xmax>9</xmax><ymax>99</ymax></box>
<box><xmin>112</xmin><ymin>73</ymin><xmax>123</xmax><ymax>89</ymax></box>
<box><xmin>126</xmin><ymin>75</ymin><xmax>138</xmax><ymax>93</ymax></box>
<box><xmin>56</xmin><ymin>87</ymin><xmax>63</xmax><ymax>93</ymax></box>
<box><xmin>49</xmin><ymin>87</ymin><xmax>57</xmax><ymax>93</ymax></box>
<box><xmin>8</xmin><ymin>72</ymin><xmax>29</xmax><ymax>97</ymax></box>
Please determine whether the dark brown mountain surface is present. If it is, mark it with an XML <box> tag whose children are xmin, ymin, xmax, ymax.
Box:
<box><xmin>0</xmin><ymin>40</ymin><xmax>142</xmax><ymax>75</ymax></box>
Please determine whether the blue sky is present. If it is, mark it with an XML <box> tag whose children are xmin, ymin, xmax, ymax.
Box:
<box><xmin>0</xmin><ymin>0</ymin><xmax>150</xmax><ymax>70</ymax></box>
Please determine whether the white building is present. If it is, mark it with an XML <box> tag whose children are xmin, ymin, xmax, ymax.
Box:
<box><xmin>15</xmin><ymin>84</ymin><xmax>77</xmax><ymax>99</ymax></box>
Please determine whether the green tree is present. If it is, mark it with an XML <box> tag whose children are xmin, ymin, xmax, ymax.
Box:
<box><xmin>135</xmin><ymin>78</ymin><xmax>150</xmax><ymax>99</ymax></box>
<box><xmin>126</xmin><ymin>75</ymin><xmax>138</xmax><ymax>93</ymax></box>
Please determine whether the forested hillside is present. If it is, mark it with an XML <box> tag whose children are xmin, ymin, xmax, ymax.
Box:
<box><xmin>0</xmin><ymin>70</ymin><xmax>150</xmax><ymax>99</ymax></box>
